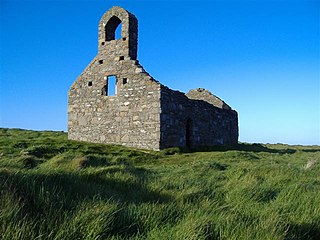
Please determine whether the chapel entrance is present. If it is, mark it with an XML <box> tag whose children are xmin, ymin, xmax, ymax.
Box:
<box><xmin>186</xmin><ymin>118</ymin><xmax>192</xmax><ymax>149</ymax></box>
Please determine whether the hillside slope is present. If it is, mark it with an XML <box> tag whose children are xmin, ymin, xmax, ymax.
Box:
<box><xmin>0</xmin><ymin>128</ymin><xmax>319</xmax><ymax>240</ymax></box>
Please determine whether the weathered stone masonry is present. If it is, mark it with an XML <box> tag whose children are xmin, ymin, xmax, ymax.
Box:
<box><xmin>68</xmin><ymin>6</ymin><xmax>238</xmax><ymax>150</ymax></box>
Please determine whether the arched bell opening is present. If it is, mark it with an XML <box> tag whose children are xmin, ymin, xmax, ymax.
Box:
<box><xmin>105</xmin><ymin>16</ymin><xmax>122</xmax><ymax>41</ymax></box>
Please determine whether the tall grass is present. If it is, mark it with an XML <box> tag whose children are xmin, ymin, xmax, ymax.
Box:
<box><xmin>0</xmin><ymin>128</ymin><xmax>319</xmax><ymax>239</ymax></box>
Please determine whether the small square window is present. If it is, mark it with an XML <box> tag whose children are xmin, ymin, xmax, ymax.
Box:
<box><xmin>88</xmin><ymin>81</ymin><xmax>92</xmax><ymax>86</ymax></box>
<box><xmin>99</xmin><ymin>60</ymin><xmax>104</xmax><ymax>64</ymax></box>
<box><xmin>122</xmin><ymin>37</ymin><xmax>126</xmax><ymax>41</ymax></box>
<box><xmin>119</xmin><ymin>56</ymin><xmax>124</xmax><ymax>61</ymax></box>
<box><xmin>123</xmin><ymin>78</ymin><xmax>128</xmax><ymax>84</ymax></box>
<box><xmin>101</xmin><ymin>42</ymin><xmax>105</xmax><ymax>45</ymax></box>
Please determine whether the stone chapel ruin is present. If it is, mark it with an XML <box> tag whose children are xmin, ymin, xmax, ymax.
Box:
<box><xmin>68</xmin><ymin>6</ymin><xmax>238</xmax><ymax>150</ymax></box>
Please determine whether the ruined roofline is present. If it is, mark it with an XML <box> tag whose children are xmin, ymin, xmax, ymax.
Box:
<box><xmin>186</xmin><ymin>88</ymin><xmax>232</xmax><ymax>110</ymax></box>
<box><xmin>160</xmin><ymin>85</ymin><xmax>233</xmax><ymax>111</ymax></box>
<box><xmin>69</xmin><ymin>55</ymin><xmax>161</xmax><ymax>91</ymax></box>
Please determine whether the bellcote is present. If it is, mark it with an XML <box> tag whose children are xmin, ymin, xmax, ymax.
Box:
<box><xmin>98</xmin><ymin>6</ymin><xmax>138</xmax><ymax>60</ymax></box>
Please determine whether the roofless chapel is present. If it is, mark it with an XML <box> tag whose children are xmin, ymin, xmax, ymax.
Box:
<box><xmin>68</xmin><ymin>6</ymin><xmax>239</xmax><ymax>150</ymax></box>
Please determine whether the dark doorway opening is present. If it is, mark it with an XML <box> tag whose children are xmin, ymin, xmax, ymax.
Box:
<box><xmin>186</xmin><ymin>118</ymin><xmax>192</xmax><ymax>149</ymax></box>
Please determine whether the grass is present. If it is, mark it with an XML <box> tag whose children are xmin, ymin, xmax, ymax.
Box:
<box><xmin>0</xmin><ymin>128</ymin><xmax>319</xmax><ymax>240</ymax></box>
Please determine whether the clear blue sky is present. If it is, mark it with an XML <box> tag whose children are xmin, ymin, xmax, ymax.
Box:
<box><xmin>0</xmin><ymin>0</ymin><xmax>319</xmax><ymax>145</ymax></box>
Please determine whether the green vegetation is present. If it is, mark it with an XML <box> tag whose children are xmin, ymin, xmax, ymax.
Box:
<box><xmin>1</xmin><ymin>128</ymin><xmax>320</xmax><ymax>240</ymax></box>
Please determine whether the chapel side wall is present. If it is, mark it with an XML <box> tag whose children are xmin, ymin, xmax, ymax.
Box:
<box><xmin>159</xmin><ymin>86</ymin><xmax>191</xmax><ymax>149</ymax></box>
<box><xmin>68</xmin><ymin>58</ymin><xmax>161</xmax><ymax>150</ymax></box>
<box><xmin>160</xmin><ymin>86</ymin><xmax>239</xmax><ymax>149</ymax></box>
<box><xmin>190</xmin><ymin>100</ymin><xmax>239</xmax><ymax>146</ymax></box>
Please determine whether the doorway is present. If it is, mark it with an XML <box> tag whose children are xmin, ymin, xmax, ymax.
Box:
<box><xmin>186</xmin><ymin>118</ymin><xmax>192</xmax><ymax>149</ymax></box>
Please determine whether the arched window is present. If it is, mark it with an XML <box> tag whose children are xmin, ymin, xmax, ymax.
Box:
<box><xmin>105</xmin><ymin>16</ymin><xmax>122</xmax><ymax>41</ymax></box>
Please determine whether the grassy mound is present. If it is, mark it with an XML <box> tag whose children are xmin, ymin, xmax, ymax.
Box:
<box><xmin>0</xmin><ymin>128</ymin><xmax>319</xmax><ymax>239</ymax></box>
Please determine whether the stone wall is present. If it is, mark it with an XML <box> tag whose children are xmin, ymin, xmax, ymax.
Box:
<box><xmin>160</xmin><ymin>86</ymin><xmax>190</xmax><ymax>148</ymax></box>
<box><xmin>160</xmin><ymin>86</ymin><xmax>238</xmax><ymax>149</ymax></box>
<box><xmin>68</xmin><ymin>7</ymin><xmax>161</xmax><ymax>150</ymax></box>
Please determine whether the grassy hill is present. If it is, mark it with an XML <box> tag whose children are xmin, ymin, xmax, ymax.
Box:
<box><xmin>0</xmin><ymin>128</ymin><xmax>319</xmax><ymax>240</ymax></box>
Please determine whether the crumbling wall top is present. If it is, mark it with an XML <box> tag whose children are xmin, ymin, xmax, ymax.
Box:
<box><xmin>186</xmin><ymin>88</ymin><xmax>232</xmax><ymax>110</ymax></box>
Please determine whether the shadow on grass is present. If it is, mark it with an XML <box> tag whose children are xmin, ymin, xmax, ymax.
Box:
<box><xmin>0</xmin><ymin>165</ymin><xmax>171</xmax><ymax>214</ymax></box>
<box><xmin>173</xmin><ymin>143</ymin><xmax>300</xmax><ymax>155</ymax></box>
<box><xmin>0</xmin><ymin>166</ymin><xmax>172</xmax><ymax>239</ymax></box>
<box><xmin>285</xmin><ymin>223</ymin><xmax>320</xmax><ymax>240</ymax></box>
<box><xmin>302</xmin><ymin>149</ymin><xmax>320</xmax><ymax>153</ymax></box>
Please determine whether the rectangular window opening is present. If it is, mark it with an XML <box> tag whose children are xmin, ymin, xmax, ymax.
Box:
<box><xmin>122</xmin><ymin>37</ymin><xmax>126</xmax><ymax>41</ymax></box>
<box><xmin>99</xmin><ymin>60</ymin><xmax>104</xmax><ymax>64</ymax></box>
<box><xmin>123</xmin><ymin>78</ymin><xmax>128</xmax><ymax>84</ymax></box>
<box><xmin>88</xmin><ymin>81</ymin><xmax>92</xmax><ymax>86</ymax></box>
<box><xmin>119</xmin><ymin>56</ymin><xmax>125</xmax><ymax>61</ymax></box>
<box><xmin>101</xmin><ymin>42</ymin><xmax>105</xmax><ymax>45</ymax></box>
<box><xmin>102</xmin><ymin>75</ymin><xmax>117</xmax><ymax>96</ymax></box>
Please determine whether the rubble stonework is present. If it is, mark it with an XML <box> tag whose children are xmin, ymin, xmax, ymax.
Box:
<box><xmin>68</xmin><ymin>6</ymin><xmax>239</xmax><ymax>150</ymax></box>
